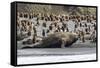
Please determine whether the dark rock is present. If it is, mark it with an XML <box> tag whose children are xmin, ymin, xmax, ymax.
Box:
<box><xmin>22</xmin><ymin>46</ymin><xmax>32</xmax><ymax>49</ymax></box>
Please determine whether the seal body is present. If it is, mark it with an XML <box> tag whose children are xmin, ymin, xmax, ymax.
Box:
<box><xmin>33</xmin><ymin>32</ymin><xmax>78</xmax><ymax>48</ymax></box>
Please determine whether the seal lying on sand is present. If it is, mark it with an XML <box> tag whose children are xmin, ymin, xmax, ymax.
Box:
<box><xmin>33</xmin><ymin>32</ymin><xmax>78</xmax><ymax>48</ymax></box>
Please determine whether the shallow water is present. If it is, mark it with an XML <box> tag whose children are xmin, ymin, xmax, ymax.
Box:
<box><xmin>17</xmin><ymin>48</ymin><xmax>96</xmax><ymax>65</ymax></box>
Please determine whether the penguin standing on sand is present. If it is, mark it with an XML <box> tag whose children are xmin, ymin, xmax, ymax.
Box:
<box><xmin>42</xmin><ymin>29</ymin><xmax>45</xmax><ymax>37</ymax></box>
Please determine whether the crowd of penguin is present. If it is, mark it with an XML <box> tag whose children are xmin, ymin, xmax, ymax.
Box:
<box><xmin>17</xmin><ymin>12</ymin><xmax>97</xmax><ymax>48</ymax></box>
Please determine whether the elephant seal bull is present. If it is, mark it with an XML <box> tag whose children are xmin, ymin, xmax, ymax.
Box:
<box><xmin>33</xmin><ymin>32</ymin><xmax>78</xmax><ymax>48</ymax></box>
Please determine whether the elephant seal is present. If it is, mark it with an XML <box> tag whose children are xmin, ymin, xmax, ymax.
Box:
<box><xmin>33</xmin><ymin>32</ymin><xmax>78</xmax><ymax>48</ymax></box>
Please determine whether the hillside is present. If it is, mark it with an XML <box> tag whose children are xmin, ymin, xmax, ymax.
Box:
<box><xmin>17</xmin><ymin>3</ymin><xmax>96</xmax><ymax>15</ymax></box>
